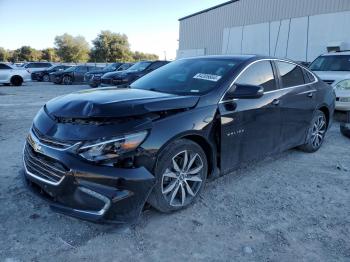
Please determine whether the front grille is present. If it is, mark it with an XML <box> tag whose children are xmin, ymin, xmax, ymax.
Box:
<box><xmin>323</xmin><ymin>80</ymin><xmax>335</xmax><ymax>85</ymax></box>
<box><xmin>24</xmin><ymin>142</ymin><xmax>68</xmax><ymax>184</ymax></box>
<box><xmin>32</xmin><ymin>126</ymin><xmax>73</xmax><ymax>149</ymax></box>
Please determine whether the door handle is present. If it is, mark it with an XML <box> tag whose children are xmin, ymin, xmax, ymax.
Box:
<box><xmin>307</xmin><ymin>92</ymin><xmax>313</xmax><ymax>98</ymax></box>
<box><xmin>272</xmin><ymin>99</ymin><xmax>280</xmax><ymax>106</ymax></box>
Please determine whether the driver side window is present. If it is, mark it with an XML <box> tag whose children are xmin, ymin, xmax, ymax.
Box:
<box><xmin>236</xmin><ymin>61</ymin><xmax>276</xmax><ymax>92</ymax></box>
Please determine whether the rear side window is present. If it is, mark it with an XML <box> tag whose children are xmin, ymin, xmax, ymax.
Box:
<box><xmin>235</xmin><ymin>60</ymin><xmax>276</xmax><ymax>92</ymax></box>
<box><xmin>26</xmin><ymin>63</ymin><xmax>35</xmax><ymax>68</ymax></box>
<box><xmin>303</xmin><ymin>69</ymin><xmax>316</xmax><ymax>83</ymax></box>
<box><xmin>0</xmin><ymin>64</ymin><xmax>11</xmax><ymax>69</ymax></box>
<box><xmin>276</xmin><ymin>62</ymin><xmax>305</xmax><ymax>88</ymax></box>
<box><xmin>76</xmin><ymin>66</ymin><xmax>87</xmax><ymax>72</ymax></box>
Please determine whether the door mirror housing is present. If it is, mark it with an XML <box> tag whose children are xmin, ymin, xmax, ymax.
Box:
<box><xmin>225</xmin><ymin>84</ymin><xmax>264</xmax><ymax>100</ymax></box>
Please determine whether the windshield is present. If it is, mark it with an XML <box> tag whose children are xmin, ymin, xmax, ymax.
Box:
<box><xmin>63</xmin><ymin>66</ymin><xmax>76</xmax><ymax>72</ymax></box>
<box><xmin>126</xmin><ymin>61</ymin><xmax>152</xmax><ymax>72</ymax></box>
<box><xmin>131</xmin><ymin>58</ymin><xmax>240</xmax><ymax>95</ymax></box>
<box><xmin>103</xmin><ymin>63</ymin><xmax>120</xmax><ymax>71</ymax></box>
<box><xmin>309</xmin><ymin>55</ymin><xmax>350</xmax><ymax>71</ymax></box>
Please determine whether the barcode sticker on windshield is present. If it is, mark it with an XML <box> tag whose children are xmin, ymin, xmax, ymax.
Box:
<box><xmin>193</xmin><ymin>73</ymin><xmax>222</xmax><ymax>82</ymax></box>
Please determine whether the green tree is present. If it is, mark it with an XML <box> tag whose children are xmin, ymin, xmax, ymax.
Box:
<box><xmin>0</xmin><ymin>47</ymin><xmax>9</xmax><ymax>61</ymax></box>
<box><xmin>132</xmin><ymin>51</ymin><xmax>159</xmax><ymax>61</ymax></box>
<box><xmin>54</xmin><ymin>33</ymin><xmax>90</xmax><ymax>62</ymax></box>
<box><xmin>41</xmin><ymin>48</ymin><xmax>60</xmax><ymax>62</ymax></box>
<box><xmin>12</xmin><ymin>46</ymin><xmax>42</xmax><ymax>62</ymax></box>
<box><xmin>90</xmin><ymin>31</ymin><xmax>132</xmax><ymax>62</ymax></box>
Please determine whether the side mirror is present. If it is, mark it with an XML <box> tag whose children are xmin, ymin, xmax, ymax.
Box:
<box><xmin>225</xmin><ymin>84</ymin><xmax>264</xmax><ymax>100</ymax></box>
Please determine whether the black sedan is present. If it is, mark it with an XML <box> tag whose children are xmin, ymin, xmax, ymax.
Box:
<box><xmin>101</xmin><ymin>60</ymin><xmax>168</xmax><ymax>87</ymax></box>
<box><xmin>23</xmin><ymin>55</ymin><xmax>335</xmax><ymax>223</ymax></box>
<box><xmin>50</xmin><ymin>65</ymin><xmax>101</xmax><ymax>85</ymax></box>
<box><xmin>31</xmin><ymin>65</ymin><xmax>71</xmax><ymax>82</ymax></box>
<box><xmin>85</xmin><ymin>62</ymin><xmax>134</xmax><ymax>88</ymax></box>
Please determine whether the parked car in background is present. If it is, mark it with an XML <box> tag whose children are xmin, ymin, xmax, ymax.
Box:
<box><xmin>50</xmin><ymin>65</ymin><xmax>102</xmax><ymax>85</ymax></box>
<box><xmin>31</xmin><ymin>65</ymin><xmax>71</xmax><ymax>82</ymax></box>
<box><xmin>310</xmin><ymin>52</ymin><xmax>350</xmax><ymax>111</ymax></box>
<box><xmin>85</xmin><ymin>62</ymin><xmax>134</xmax><ymax>87</ymax></box>
<box><xmin>297</xmin><ymin>61</ymin><xmax>310</xmax><ymax>67</ymax></box>
<box><xmin>23</xmin><ymin>55</ymin><xmax>334</xmax><ymax>222</ymax></box>
<box><xmin>20</xmin><ymin>62</ymin><xmax>53</xmax><ymax>73</ymax></box>
<box><xmin>101</xmin><ymin>60</ymin><xmax>169</xmax><ymax>87</ymax></box>
<box><xmin>0</xmin><ymin>62</ymin><xmax>31</xmax><ymax>86</ymax></box>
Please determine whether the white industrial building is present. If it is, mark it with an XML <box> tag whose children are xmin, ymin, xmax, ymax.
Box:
<box><xmin>177</xmin><ymin>0</ymin><xmax>350</xmax><ymax>62</ymax></box>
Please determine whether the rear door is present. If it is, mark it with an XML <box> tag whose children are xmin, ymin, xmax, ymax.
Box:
<box><xmin>274</xmin><ymin>61</ymin><xmax>316</xmax><ymax>149</ymax></box>
<box><xmin>219</xmin><ymin>60</ymin><xmax>282</xmax><ymax>173</ymax></box>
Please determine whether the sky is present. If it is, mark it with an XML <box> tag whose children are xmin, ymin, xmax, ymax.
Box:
<box><xmin>0</xmin><ymin>0</ymin><xmax>226</xmax><ymax>60</ymax></box>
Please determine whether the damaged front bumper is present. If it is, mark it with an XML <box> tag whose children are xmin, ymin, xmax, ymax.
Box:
<box><xmin>22</xmin><ymin>129</ymin><xmax>155</xmax><ymax>223</ymax></box>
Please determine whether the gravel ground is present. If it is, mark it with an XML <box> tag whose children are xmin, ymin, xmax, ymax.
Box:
<box><xmin>0</xmin><ymin>82</ymin><xmax>349</xmax><ymax>262</ymax></box>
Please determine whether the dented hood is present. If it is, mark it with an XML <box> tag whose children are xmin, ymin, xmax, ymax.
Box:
<box><xmin>45</xmin><ymin>87</ymin><xmax>199</xmax><ymax>118</ymax></box>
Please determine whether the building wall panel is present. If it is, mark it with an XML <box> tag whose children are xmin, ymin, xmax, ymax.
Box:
<box><xmin>179</xmin><ymin>0</ymin><xmax>350</xmax><ymax>59</ymax></box>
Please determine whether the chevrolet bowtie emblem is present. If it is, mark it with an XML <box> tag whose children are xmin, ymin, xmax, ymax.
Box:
<box><xmin>33</xmin><ymin>142</ymin><xmax>42</xmax><ymax>152</ymax></box>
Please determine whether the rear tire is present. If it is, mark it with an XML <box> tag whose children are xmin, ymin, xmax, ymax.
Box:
<box><xmin>148</xmin><ymin>139</ymin><xmax>208</xmax><ymax>213</ymax></box>
<box><xmin>10</xmin><ymin>76</ymin><xmax>23</xmax><ymax>86</ymax></box>
<box><xmin>299</xmin><ymin>110</ymin><xmax>327</xmax><ymax>152</ymax></box>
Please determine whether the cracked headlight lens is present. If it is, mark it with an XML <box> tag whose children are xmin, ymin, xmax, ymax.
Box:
<box><xmin>78</xmin><ymin>131</ymin><xmax>148</xmax><ymax>162</ymax></box>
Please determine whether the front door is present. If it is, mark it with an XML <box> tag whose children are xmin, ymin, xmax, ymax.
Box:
<box><xmin>219</xmin><ymin>60</ymin><xmax>282</xmax><ymax>173</ymax></box>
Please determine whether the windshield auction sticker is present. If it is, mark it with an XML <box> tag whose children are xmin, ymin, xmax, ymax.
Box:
<box><xmin>193</xmin><ymin>73</ymin><xmax>222</xmax><ymax>82</ymax></box>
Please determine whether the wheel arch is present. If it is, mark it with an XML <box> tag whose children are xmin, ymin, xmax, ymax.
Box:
<box><xmin>317</xmin><ymin>105</ymin><xmax>330</xmax><ymax>128</ymax></box>
<box><xmin>11</xmin><ymin>75</ymin><xmax>23</xmax><ymax>81</ymax></box>
<box><xmin>156</xmin><ymin>132</ymin><xmax>217</xmax><ymax>179</ymax></box>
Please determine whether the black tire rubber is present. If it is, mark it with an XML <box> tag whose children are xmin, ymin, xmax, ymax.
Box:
<box><xmin>89</xmin><ymin>83</ymin><xmax>98</xmax><ymax>88</ymax></box>
<box><xmin>148</xmin><ymin>139</ymin><xmax>208</xmax><ymax>213</ymax></box>
<box><xmin>62</xmin><ymin>75</ymin><xmax>72</xmax><ymax>85</ymax></box>
<box><xmin>42</xmin><ymin>74</ymin><xmax>50</xmax><ymax>82</ymax></box>
<box><xmin>299</xmin><ymin>110</ymin><xmax>327</xmax><ymax>153</ymax></box>
<box><xmin>340</xmin><ymin>123</ymin><xmax>350</xmax><ymax>138</ymax></box>
<box><xmin>10</xmin><ymin>76</ymin><xmax>23</xmax><ymax>86</ymax></box>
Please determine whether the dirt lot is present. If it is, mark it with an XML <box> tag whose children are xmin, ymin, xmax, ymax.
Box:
<box><xmin>0</xmin><ymin>82</ymin><xmax>349</xmax><ymax>262</ymax></box>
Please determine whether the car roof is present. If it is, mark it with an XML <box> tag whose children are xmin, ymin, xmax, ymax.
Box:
<box><xmin>320</xmin><ymin>51</ymin><xmax>350</xmax><ymax>56</ymax></box>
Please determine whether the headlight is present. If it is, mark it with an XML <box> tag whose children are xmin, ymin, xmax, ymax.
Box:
<box><xmin>335</xmin><ymin>79</ymin><xmax>350</xmax><ymax>90</ymax></box>
<box><xmin>78</xmin><ymin>131</ymin><xmax>148</xmax><ymax>162</ymax></box>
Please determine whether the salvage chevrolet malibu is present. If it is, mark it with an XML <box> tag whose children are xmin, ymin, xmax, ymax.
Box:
<box><xmin>23</xmin><ymin>55</ymin><xmax>335</xmax><ymax>223</ymax></box>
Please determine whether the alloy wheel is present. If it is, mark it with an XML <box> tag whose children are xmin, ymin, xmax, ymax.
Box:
<box><xmin>161</xmin><ymin>150</ymin><xmax>204</xmax><ymax>207</ymax></box>
<box><xmin>43</xmin><ymin>74</ymin><xmax>50</xmax><ymax>82</ymax></box>
<box><xmin>311</xmin><ymin>115</ymin><xmax>326</xmax><ymax>148</ymax></box>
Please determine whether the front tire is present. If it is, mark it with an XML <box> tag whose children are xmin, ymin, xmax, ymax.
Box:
<box><xmin>148</xmin><ymin>139</ymin><xmax>208</xmax><ymax>213</ymax></box>
<box><xmin>299</xmin><ymin>110</ymin><xmax>327</xmax><ymax>152</ymax></box>
<box><xmin>62</xmin><ymin>75</ymin><xmax>72</xmax><ymax>85</ymax></box>
<box><xmin>42</xmin><ymin>74</ymin><xmax>50</xmax><ymax>82</ymax></box>
<box><xmin>10</xmin><ymin>76</ymin><xmax>23</xmax><ymax>86</ymax></box>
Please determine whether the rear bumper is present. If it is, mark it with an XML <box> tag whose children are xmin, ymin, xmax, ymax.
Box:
<box><xmin>22</xmin><ymin>133</ymin><xmax>155</xmax><ymax>223</ymax></box>
<box><xmin>31</xmin><ymin>73</ymin><xmax>41</xmax><ymax>81</ymax></box>
<box><xmin>88</xmin><ymin>76</ymin><xmax>102</xmax><ymax>87</ymax></box>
